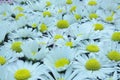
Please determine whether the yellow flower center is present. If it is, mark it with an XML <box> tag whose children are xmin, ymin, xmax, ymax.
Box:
<box><xmin>58</xmin><ymin>9</ymin><xmax>63</xmax><ymax>13</ymax></box>
<box><xmin>58</xmin><ymin>78</ymin><xmax>64</xmax><ymax>80</ymax></box>
<box><xmin>89</xmin><ymin>13</ymin><xmax>98</xmax><ymax>19</ymax></box>
<box><xmin>65</xmin><ymin>41</ymin><xmax>73</xmax><ymax>47</ymax></box>
<box><xmin>55</xmin><ymin>58</ymin><xmax>70</xmax><ymax>68</ymax></box>
<box><xmin>111</xmin><ymin>32</ymin><xmax>120</xmax><ymax>41</ymax></box>
<box><xmin>11</xmin><ymin>41</ymin><xmax>22</xmax><ymax>53</ymax></box>
<box><xmin>15</xmin><ymin>13</ymin><xmax>25</xmax><ymax>20</ymax></box>
<box><xmin>14</xmin><ymin>69</ymin><xmax>31</xmax><ymax>80</ymax></box>
<box><xmin>85</xmin><ymin>58</ymin><xmax>101</xmax><ymax>71</ymax></box>
<box><xmin>74</xmin><ymin>14</ymin><xmax>82</xmax><ymax>20</ymax></box>
<box><xmin>39</xmin><ymin>23</ymin><xmax>48</xmax><ymax>32</ymax></box>
<box><xmin>105</xmin><ymin>16</ymin><xmax>113</xmax><ymax>22</ymax></box>
<box><xmin>93</xmin><ymin>23</ymin><xmax>104</xmax><ymax>31</ymax></box>
<box><xmin>46</xmin><ymin>1</ymin><xmax>51</xmax><ymax>7</ymax></box>
<box><xmin>54</xmin><ymin>34</ymin><xmax>63</xmax><ymax>40</ymax></box>
<box><xmin>0</xmin><ymin>56</ymin><xmax>6</xmax><ymax>65</ymax></box>
<box><xmin>107</xmin><ymin>50</ymin><xmax>120</xmax><ymax>62</ymax></box>
<box><xmin>70</xmin><ymin>6</ymin><xmax>76</xmax><ymax>12</ymax></box>
<box><xmin>2</xmin><ymin>12</ymin><xmax>7</xmax><ymax>16</ymax></box>
<box><xmin>14</xmin><ymin>6</ymin><xmax>24</xmax><ymax>12</ymax></box>
<box><xmin>88</xmin><ymin>0</ymin><xmax>97</xmax><ymax>6</ymax></box>
<box><xmin>86</xmin><ymin>44</ymin><xmax>99</xmax><ymax>52</ymax></box>
<box><xmin>77</xmin><ymin>34</ymin><xmax>82</xmax><ymax>37</ymax></box>
<box><xmin>66</xmin><ymin>0</ymin><xmax>73</xmax><ymax>4</ymax></box>
<box><xmin>32</xmin><ymin>23</ymin><xmax>37</xmax><ymax>28</ymax></box>
<box><xmin>117</xmin><ymin>5</ymin><xmax>120</xmax><ymax>9</ymax></box>
<box><xmin>32</xmin><ymin>51</ymin><xmax>36</xmax><ymax>56</ymax></box>
<box><xmin>56</xmin><ymin>20</ymin><xmax>70</xmax><ymax>29</ymax></box>
<box><xmin>43</xmin><ymin>11</ymin><xmax>51</xmax><ymax>17</ymax></box>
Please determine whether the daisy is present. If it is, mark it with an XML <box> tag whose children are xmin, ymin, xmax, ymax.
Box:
<box><xmin>89</xmin><ymin>19</ymin><xmax>114</xmax><ymax>32</ymax></box>
<box><xmin>44</xmin><ymin>46</ymin><xmax>75</xmax><ymax>72</ymax></box>
<box><xmin>98</xmin><ymin>41</ymin><xmax>120</xmax><ymax>66</ymax></box>
<box><xmin>47</xmin><ymin>29</ymin><xmax>67</xmax><ymax>41</ymax></box>
<box><xmin>41</xmin><ymin>66</ymin><xmax>76</xmax><ymax>80</ymax></box>
<box><xmin>0</xmin><ymin>47</ymin><xmax>17</xmax><ymax>66</ymax></box>
<box><xmin>83</xmin><ymin>0</ymin><xmax>102</xmax><ymax>12</ymax></box>
<box><xmin>79</xmin><ymin>40</ymin><xmax>101</xmax><ymax>53</ymax></box>
<box><xmin>0</xmin><ymin>3</ymin><xmax>12</xmax><ymax>20</ymax></box>
<box><xmin>72</xmin><ymin>54</ymin><xmax>114</xmax><ymax>79</ymax></box>
<box><xmin>12</xmin><ymin>5</ymin><xmax>25</xmax><ymax>14</ymax></box>
<box><xmin>36</xmin><ymin>16</ymin><xmax>56</xmax><ymax>32</ymax></box>
<box><xmin>7</xmin><ymin>60</ymin><xmax>48</xmax><ymax>80</ymax></box>
<box><xmin>70</xmin><ymin>22</ymin><xmax>103</xmax><ymax>41</ymax></box>
<box><xmin>55</xmin><ymin>38</ymin><xmax>77</xmax><ymax>48</ymax></box>
<box><xmin>8</xmin><ymin>27</ymin><xmax>41</xmax><ymax>39</ymax></box>
<box><xmin>27</xmin><ymin>16</ymin><xmax>40</xmax><ymax>28</ymax></box>
<box><xmin>63</xmin><ymin>3</ymin><xmax>85</xmax><ymax>24</ymax></box>
<box><xmin>85</xmin><ymin>10</ymin><xmax>100</xmax><ymax>20</ymax></box>
<box><xmin>97</xmin><ymin>10</ymin><xmax>117</xmax><ymax>23</ymax></box>
<box><xmin>98</xmin><ymin>29</ymin><xmax>117</xmax><ymax>42</ymax></box>
<box><xmin>21</xmin><ymin>39</ymin><xmax>49</xmax><ymax>60</ymax></box>
<box><xmin>65</xmin><ymin>0</ymin><xmax>84</xmax><ymax>14</ymax></box>
<box><xmin>2</xmin><ymin>39</ymin><xmax>24</xmax><ymax>57</ymax></box>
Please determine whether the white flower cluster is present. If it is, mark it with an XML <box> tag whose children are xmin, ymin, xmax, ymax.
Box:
<box><xmin>0</xmin><ymin>0</ymin><xmax>120</xmax><ymax>80</ymax></box>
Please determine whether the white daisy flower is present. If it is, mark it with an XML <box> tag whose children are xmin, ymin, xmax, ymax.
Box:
<box><xmin>7</xmin><ymin>60</ymin><xmax>47</xmax><ymax>80</ymax></box>
<box><xmin>52</xmin><ymin>6</ymin><xmax>67</xmax><ymax>20</ymax></box>
<box><xmin>35</xmin><ymin>37</ymin><xmax>51</xmax><ymax>46</ymax></box>
<box><xmin>85</xmin><ymin>10</ymin><xmax>100</xmax><ymax>20</ymax></box>
<box><xmin>72</xmin><ymin>54</ymin><xmax>113</xmax><ymax>79</ymax></box>
<box><xmin>89</xmin><ymin>19</ymin><xmax>114</xmax><ymax>32</ymax></box>
<box><xmin>0</xmin><ymin>47</ymin><xmax>17</xmax><ymax>66</ymax></box>
<box><xmin>55</xmin><ymin>38</ymin><xmax>77</xmax><ymax>48</ymax></box>
<box><xmin>99</xmin><ymin>41</ymin><xmax>120</xmax><ymax>65</ymax></box>
<box><xmin>42</xmin><ymin>67</ymin><xmax>76</xmax><ymax>80</ymax></box>
<box><xmin>76</xmin><ymin>39</ymin><xmax>102</xmax><ymax>56</ymax></box>
<box><xmin>37</xmin><ymin>16</ymin><xmax>56</xmax><ymax>32</ymax></box>
<box><xmin>65</xmin><ymin>0</ymin><xmax>84</xmax><ymax>13</ymax></box>
<box><xmin>11</xmin><ymin>4</ymin><xmax>25</xmax><ymax>14</ymax></box>
<box><xmin>8</xmin><ymin>27</ymin><xmax>41</xmax><ymax>39</ymax></box>
<box><xmin>70</xmin><ymin>22</ymin><xmax>102</xmax><ymax>40</ymax></box>
<box><xmin>2</xmin><ymin>40</ymin><xmax>24</xmax><ymax>57</ymax></box>
<box><xmin>44</xmin><ymin>46</ymin><xmax>75</xmax><ymax>72</ymax></box>
<box><xmin>83</xmin><ymin>0</ymin><xmax>102</xmax><ymax>12</ymax></box>
<box><xmin>48</xmin><ymin>30</ymin><xmax>67</xmax><ymax>41</ymax></box>
<box><xmin>0</xmin><ymin>3</ymin><xmax>12</xmax><ymax>20</ymax></box>
<box><xmin>103</xmin><ymin>31</ymin><xmax>120</xmax><ymax>42</ymax></box>
<box><xmin>22</xmin><ymin>39</ymin><xmax>49</xmax><ymax>60</ymax></box>
<box><xmin>97</xmin><ymin>10</ymin><xmax>117</xmax><ymax>23</ymax></box>
<box><xmin>27</xmin><ymin>16</ymin><xmax>40</xmax><ymax>28</ymax></box>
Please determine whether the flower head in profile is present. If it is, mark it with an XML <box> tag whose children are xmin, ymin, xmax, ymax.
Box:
<box><xmin>7</xmin><ymin>60</ymin><xmax>48</xmax><ymax>80</ymax></box>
